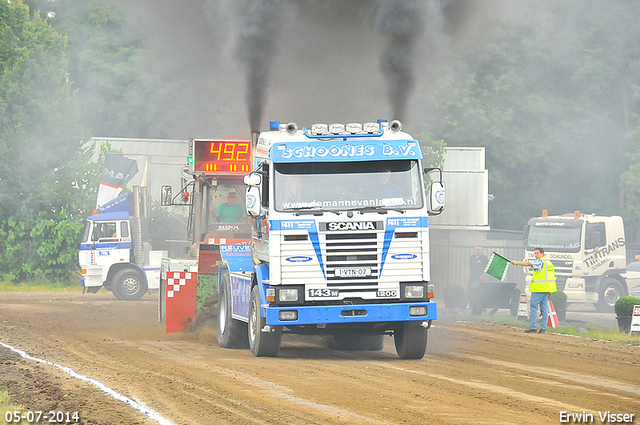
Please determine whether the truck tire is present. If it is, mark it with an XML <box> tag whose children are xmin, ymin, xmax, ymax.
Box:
<box><xmin>394</xmin><ymin>321</ymin><xmax>428</xmax><ymax>359</ymax></box>
<box><xmin>217</xmin><ymin>270</ymin><xmax>249</xmax><ymax>349</ymax></box>
<box><xmin>329</xmin><ymin>334</ymin><xmax>384</xmax><ymax>351</ymax></box>
<box><xmin>595</xmin><ymin>278</ymin><xmax>624</xmax><ymax>313</ymax></box>
<box><xmin>112</xmin><ymin>269</ymin><xmax>147</xmax><ymax>301</ymax></box>
<box><xmin>248</xmin><ymin>285</ymin><xmax>282</xmax><ymax>357</ymax></box>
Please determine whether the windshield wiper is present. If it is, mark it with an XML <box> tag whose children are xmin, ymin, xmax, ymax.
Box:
<box><xmin>283</xmin><ymin>206</ymin><xmax>324</xmax><ymax>216</ymax></box>
<box><xmin>346</xmin><ymin>206</ymin><xmax>406</xmax><ymax>214</ymax></box>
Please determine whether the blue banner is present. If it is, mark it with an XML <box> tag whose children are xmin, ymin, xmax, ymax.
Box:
<box><xmin>271</xmin><ymin>140</ymin><xmax>422</xmax><ymax>163</ymax></box>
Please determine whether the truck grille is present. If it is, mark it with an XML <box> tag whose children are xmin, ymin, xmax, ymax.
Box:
<box><xmin>325</xmin><ymin>232</ymin><xmax>379</xmax><ymax>288</ymax></box>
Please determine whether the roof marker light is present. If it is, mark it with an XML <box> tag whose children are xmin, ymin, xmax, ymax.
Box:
<box><xmin>311</xmin><ymin>124</ymin><xmax>329</xmax><ymax>135</ymax></box>
<box><xmin>363</xmin><ymin>122</ymin><xmax>380</xmax><ymax>133</ymax></box>
<box><xmin>346</xmin><ymin>123</ymin><xmax>363</xmax><ymax>134</ymax></box>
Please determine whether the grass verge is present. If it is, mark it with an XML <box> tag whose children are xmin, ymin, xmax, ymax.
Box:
<box><xmin>0</xmin><ymin>389</ymin><xmax>27</xmax><ymax>425</ymax></box>
<box><xmin>0</xmin><ymin>281</ymin><xmax>81</xmax><ymax>293</ymax></box>
<box><xmin>485</xmin><ymin>315</ymin><xmax>640</xmax><ymax>344</ymax></box>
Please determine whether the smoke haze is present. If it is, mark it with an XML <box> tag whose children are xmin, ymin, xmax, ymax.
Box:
<box><xmin>105</xmin><ymin>0</ymin><xmax>489</xmax><ymax>137</ymax></box>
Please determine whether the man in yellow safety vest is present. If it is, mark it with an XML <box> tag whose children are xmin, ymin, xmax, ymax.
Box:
<box><xmin>511</xmin><ymin>247</ymin><xmax>557</xmax><ymax>333</ymax></box>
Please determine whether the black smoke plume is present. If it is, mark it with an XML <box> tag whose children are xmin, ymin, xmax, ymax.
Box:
<box><xmin>368</xmin><ymin>0</ymin><xmax>424</xmax><ymax>122</ymax></box>
<box><xmin>236</xmin><ymin>0</ymin><xmax>290</xmax><ymax>131</ymax></box>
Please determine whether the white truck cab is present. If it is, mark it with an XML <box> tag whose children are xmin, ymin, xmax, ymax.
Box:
<box><xmin>524</xmin><ymin>211</ymin><xmax>632</xmax><ymax>312</ymax></box>
<box><xmin>79</xmin><ymin>191</ymin><xmax>165</xmax><ymax>300</ymax></box>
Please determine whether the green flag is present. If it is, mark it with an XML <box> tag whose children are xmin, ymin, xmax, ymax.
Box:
<box><xmin>484</xmin><ymin>252</ymin><xmax>511</xmax><ymax>281</ymax></box>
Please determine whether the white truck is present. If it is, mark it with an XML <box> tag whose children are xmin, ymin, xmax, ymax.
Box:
<box><xmin>524</xmin><ymin>211</ymin><xmax>640</xmax><ymax>312</ymax></box>
<box><xmin>218</xmin><ymin>119</ymin><xmax>446</xmax><ymax>358</ymax></box>
<box><xmin>79</xmin><ymin>188</ymin><xmax>166</xmax><ymax>300</ymax></box>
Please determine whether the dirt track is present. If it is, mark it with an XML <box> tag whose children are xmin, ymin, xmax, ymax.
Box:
<box><xmin>1</xmin><ymin>292</ymin><xmax>639</xmax><ymax>425</ymax></box>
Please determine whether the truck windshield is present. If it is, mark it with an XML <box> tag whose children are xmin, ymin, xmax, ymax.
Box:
<box><xmin>273</xmin><ymin>159</ymin><xmax>424</xmax><ymax>212</ymax></box>
<box><xmin>527</xmin><ymin>226</ymin><xmax>582</xmax><ymax>253</ymax></box>
<box><xmin>81</xmin><ymin>220</ymin><xmax>91</xmax><ymax>243</ymax></box>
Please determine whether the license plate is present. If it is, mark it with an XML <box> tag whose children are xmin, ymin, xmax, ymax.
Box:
<box><xmin>334</xmin><ymin>268</ymin><xmax>372</xmax><ymax>278</ymax></box>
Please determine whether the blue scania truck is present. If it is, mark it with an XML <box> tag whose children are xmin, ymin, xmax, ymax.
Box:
<box><xmin>218</xmin><ymin>120</ymin><xmax>445</xmax><ymax>358</ymax></box>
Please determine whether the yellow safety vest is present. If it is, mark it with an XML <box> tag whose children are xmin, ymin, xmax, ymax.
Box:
<box><xmin>530</xmin><ymin>257</ymin><xmax>557</xmax><ymax>293</ymax></box>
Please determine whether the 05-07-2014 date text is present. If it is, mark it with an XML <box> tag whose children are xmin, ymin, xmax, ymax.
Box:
<box><xmin>4</xmin><ymin>411</ymin><xmax>80</xmax><ymax>423</ymax></box>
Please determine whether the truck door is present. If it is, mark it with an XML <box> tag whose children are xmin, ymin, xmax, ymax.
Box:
<box><xmin>93</xmin><ymin>222</ymin><xmax>118</xmax><ymax>243</ymax></box>
<box><xmin>585</xmin><ymin>222</ymin><xmax>605</xmax><ymax>251</ymax></box>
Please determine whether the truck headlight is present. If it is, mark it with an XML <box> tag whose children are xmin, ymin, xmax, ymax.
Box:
<box><xmin>404</xmin><ymin>285</ymin><xmax>425</xmax><ymax>299</ymax></box>
<box><xmin>278</xmin><ymin>288</ymin><xmax>299</xmax><ymax>302</ymax></box>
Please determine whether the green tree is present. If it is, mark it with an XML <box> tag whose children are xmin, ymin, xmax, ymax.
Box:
<box><xmin>47</xmin><ymin>1</ymin><xmax>158</xmax><ymax>138</ymax></box>
<box><xmin>424</xmin><ymin>1</ymin><xmax>640</xmax><ymax>231</ymax></box>
<box><xmin>0</xmin><ymin>0</ymin><xmax>95</xmax><ymax>282</ymax></box>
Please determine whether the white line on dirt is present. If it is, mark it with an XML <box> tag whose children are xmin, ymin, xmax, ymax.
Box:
<box><xmin>0</xmin><ymin>341</ymin><xmax>174</xmax><ymax>425</ymax></box>
<box><xmin>371</xmin><ymin>361</ymin><xmax>591</xmax><ymax>413</ymax></box>
<box><xmin>468</xmin><ymin>355</ymin><xmax>640</xmax><ymax>396</ymax></box>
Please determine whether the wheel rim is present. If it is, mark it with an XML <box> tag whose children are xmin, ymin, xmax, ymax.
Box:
<box><xmin>602</xmin><ymin>285</ymin><xmax>620</xmax><ymax>307</ymax></box>
<box><xmin>122</xmin><ymin>276</ymin><xmax>139</xmax><ymax>295</ymax></box>
<box><xmin>249</xmin><ymin>297</ymin><xmax>257</xmax><ymax>344</ymax></box>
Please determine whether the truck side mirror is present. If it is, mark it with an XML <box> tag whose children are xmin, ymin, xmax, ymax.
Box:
<box><xmin>244</xmin><ymin>173</ymin><xmax>262</xmax><ymax>187</ymax></box>
<box><xmin>429</xmin><ymin>181</ymin><xmax>445</xmax><ymax>214</ymax></box>
<box><xmin>246</xmin><ymin>186</ymin><xmax>262</xmax><ymax>217</ymax></box>
<box><xmin>161</xmin><ymin>185</ymin><xmax>172</xmax><ymax>206</ymax></box>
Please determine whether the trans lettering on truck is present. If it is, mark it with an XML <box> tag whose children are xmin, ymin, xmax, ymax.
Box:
<box><xmin>584</xmin><ymin>237</ymin><xmax>625</xmax><ymax>268</ymax></box>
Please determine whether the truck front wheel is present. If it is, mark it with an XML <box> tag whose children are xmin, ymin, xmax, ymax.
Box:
<box><xmin>595</xmin><ymin>278</ymin><xmax>624</xmax><ymax>313</ymax></box>
<box><xmin>394</xmin><ymin>321</ymin><xmax>428</xmax><ymax>359</ymax></box>
<box><xmin>217</xmin><ymin>270</ymin><xmax>249</xmax><ymax>349</ymax></box>
<box><xmin>248</xmin><ymin>285</ymin><xmax>282</xmax><ymax>357</ymax></box>
<box><xmin>112</xmin><ymin>269</ymin><xmax>147</xmax><ymax>301</ymax></box>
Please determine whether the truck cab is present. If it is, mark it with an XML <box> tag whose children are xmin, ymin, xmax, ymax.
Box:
<box><xmin>79</xmin><ymin>190</ymin><xmax>165</xmax><ymax>300</ymax></box>
<box><xmin>218</xmin><ymin>120</ymin><xmax>445</xmax><ymax>359</ymax></box>
<box><xmin>524</xmin><ymin>212</ymin><xmax>628</xmax><ymax>312</ymax></box>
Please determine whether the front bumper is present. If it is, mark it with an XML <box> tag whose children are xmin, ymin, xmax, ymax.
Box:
<box><xmin>265</xmin><ymin>301</ymin><xmax>437</xmax><ymax>326</ymax></box>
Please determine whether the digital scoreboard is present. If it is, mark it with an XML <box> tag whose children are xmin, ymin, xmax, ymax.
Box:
<box><xmin>191</xmin><ymin>139</ymin><xmax>252</xmax><ymax>174</ymax></box>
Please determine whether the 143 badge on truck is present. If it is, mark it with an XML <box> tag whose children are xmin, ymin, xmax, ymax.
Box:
<box><xmin>308</xmin><ymin>288</ymin><xmax>339</xmax><ymax>297</ymax></box>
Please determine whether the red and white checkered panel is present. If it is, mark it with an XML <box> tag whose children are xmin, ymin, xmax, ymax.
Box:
<box><xmin>165</xmin><ymin>271</ymin><xmax>197</xmax><ymax>333</ymax></box>
<box><xmin>167</xmin><ymin>272</ymin><xmax>193</xmax><ymax>298</ymax></box>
